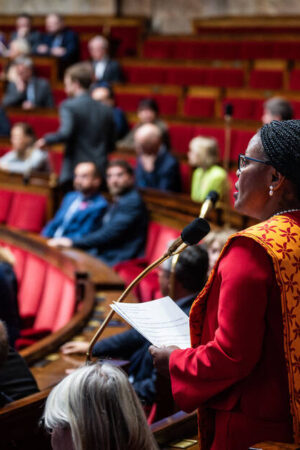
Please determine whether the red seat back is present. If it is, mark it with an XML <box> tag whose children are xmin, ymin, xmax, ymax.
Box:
<box><xmin>33</xmin><ymin>266</ymin><xmax>65</xmax><ymax>331</ymax></box>
<box><xmin>18</xmin><ymin>254</ymin><xmax>47</xmax><ymax>318</ymax></box>
<box><xmin>149</xmin><ymin>224</ymin><xmax>179</xmax><ymax>265</ymax></box>
<box><xmin>7</xmin><ymin>192</ymin><xmax>47</xmax><ymax>233</ymax></box>
<box><xmin>52</xmin><ymin>278</ymin><xmax>76</xmax><ymax>331</ymax></box>
<box><xmin>0</xmin><ymin>190</ymin><xmax>14</xmax><ymax>223</ymax></box>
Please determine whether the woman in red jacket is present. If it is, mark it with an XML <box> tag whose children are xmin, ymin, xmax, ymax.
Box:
<box><xmin>150</xmin><ymin>120</ymin><xmax>300</xmax><ymax>449</ymax></box>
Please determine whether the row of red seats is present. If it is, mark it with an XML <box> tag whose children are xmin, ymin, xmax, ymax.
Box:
<box><xmin>0</xmin><ymin>189</ymin><xmax>47</xmax><ymax>233</ymax></box>
<box><xmin>0</xmin><ymin>242</ymin><xmax>76</xmax><ymax>348</ymax></box>
<box><xmin>142</xmin><ymin>39</ymin><xmax>300</xmax><ymax>60</ymax></box>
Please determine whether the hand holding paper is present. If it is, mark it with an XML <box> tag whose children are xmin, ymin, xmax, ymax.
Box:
<box><xmin>110</xmin><ymin>296</ymin><xmax>191</xmax><ymax>349</ymax></box>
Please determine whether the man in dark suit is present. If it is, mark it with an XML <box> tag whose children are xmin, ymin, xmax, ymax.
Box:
<box><xmin>36</xmin><ymin>13</ymin><xmax>79</xmax><ymax>65</ymax></box>
<box><xmin>135</xmin><ymin>123</ymin><xmax>181</xmax><ymax>192</ymax></box>
<box><xmin>48</xmin><ymin>160</ymin><xmax>147</xmax><ymax>266</ymax></box>
<box><xmin>10</xmin><ymin>13</ymin><xmax>41</xmax><ymax>53</ymax></box>
<box><xmin>88</xmin><ymin>35</ymin><xmax>123</xmax><ymax>83</ymax></box>
<box><xmin>2</xmin><ymin>56</ymin><xmax>54</xmax><ymax>109</ymax></box>
<box><xmin>36</xmin><ymin>62</ymin><xmax>115</xmax><ymax>188</ymax></box>
<box><xmin>61</xmin><ymin>245</ymin><xmax>209</xmax><ymax>405</ymax></box>
<box><xmin>42</xmin><ymin>162</ymin><xmax>107</xmax><ymax>239</ymax></box>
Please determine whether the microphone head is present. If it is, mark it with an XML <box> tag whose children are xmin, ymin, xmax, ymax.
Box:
<box><xmin>206</xmin><ymin>190</ymin><xmax>219</xmax><ymax>205</ymax></box>
<box><xmin>181</xmin><ymin>218</ymin><xmax>210</xmax><ymax>245</ymax></box>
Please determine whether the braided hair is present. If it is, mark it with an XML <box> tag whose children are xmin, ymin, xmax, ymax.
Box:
<box><xmin>259</xmin><ymin>120</ymin><xmax>300</xmax><ymax>198</ymax></box>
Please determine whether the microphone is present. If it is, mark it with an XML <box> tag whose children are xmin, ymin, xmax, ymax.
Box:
<box><xmin>199</xmin><ymin>190</ymin><xmax>219</xmax><ymax>219</ymax></box>
<box><xmin>86</xmin><ymin>218</ymin><xmax>210</xmax><ymax>361</ymax></box>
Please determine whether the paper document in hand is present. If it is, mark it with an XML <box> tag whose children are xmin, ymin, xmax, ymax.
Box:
<box><xmin>110</xmin><ymin>296</ymin><xmax>191</xmax><ymax>349</ymax></box>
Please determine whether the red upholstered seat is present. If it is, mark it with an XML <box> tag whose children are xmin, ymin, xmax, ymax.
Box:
<box><xmin>183</xmin><ymin>96</ymin><xmax>216</xmax><ymax>118</ymax></box>
<box><xmin>180</xmin><ymin>162</ymin><xmax>192</xmax><ymax>194</ymax></box>
<box><xmin>249</xmin><ymin>69</ymin><xmax>284</xmax><ymax>89</ymax></box>
<box><xmin>7</xmin><ymin>192</ymin><xmax>47</xmax><ymax>232</ymax></box>
<box><xmin>289</xmin><ymin>69</ymin><xmax>300</xmax><ymax>90</ymax></box>
<box><xmin>49</xmin><ymin>151</ymin><xmax>63</xmax><ymax>175</ymax></box>
<box><xmin>230</xmin><ymin>129</ymin><xmax>256</xmax><ymax>162</ymax></box>
<box><xmin>8</xmin><ymin>246</ymin><xmax>27</xmax><ymax>284</ymax></box>
<box><xmin>202</xmin><ymin>68</ymin><xmax>244</xmax><ymax>88</ymax></box>
<box><xmin>0</xmin><ymin>190</ymin><xmax>14</xmax><ymax>223</ymax></box>
<box><xmin>18</xmin><ymin>254</ymin><xmax>47</xmax><ymax>319</ymax></box>
<box><xmin>115</xmin><ymin>222</ymin><xmax>179</xmax><ymax>302</ymax></box>
<box><xmin>291</xmin><ymin>100</ymin><xmax>300</xmax><ymax>119</ymax></box>
<box><xmin>52</xmin><ymin>278</ymin><xmax>76</xmax><ymax>331</ymax></box>
<box><xmin>9</xmin><ymin>114</ymin><xmax>59</xmax><ymax>137</ymax></box>
<box><xmin>123</xmin><ymin>66</ymin><xmax>167</xmax><ymax>84</ymax></box>
<box><xmin>222</xmin><ymin>98</ymin><xmax>264</xmax><ymax>121</ymax></box>
<box><xmin>169</xmin><ymin>124</ymin><xmax>195</xmax><ymax>154</ymax></box>
<box><xmin>32</xmin><ymin>266</ymin><xmax>66</xmax><ymax>332</ymax></box>
<box><xmin>241</xmin><ymin>42</ymin><xmax>275</xmax><ymax>59</ymax></box>
<box><xmin>166</xmin><ymin>67</ymin><xmax>205</xmax><ymax>86</ymax></box>
<box><xmin>142</xmin><ymin>41</ymin><xmax>173</xmax><ymax>59</ymax></box>
<box><xmin>53</xmin><ymin>88</ymin><xmax>67</xmax><ymax>106</ymax></box>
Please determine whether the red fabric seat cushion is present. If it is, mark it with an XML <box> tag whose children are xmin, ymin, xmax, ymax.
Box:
<box><xmin>53</xmin><ymin>278</ymin><xmax>76</xmax><ymax>331</ymax></box>
<box><xmin>0</xmin><ymin>190</ymin><xmax>14</xmax><ymax>223</ymax></box>
<box><xmin>289</xmin><ymin>69</ymin><xmax>300</xmax><ymax>90</ymax></box>
<box><xmin>7</xmin><ymin>192</ymin><xmax>47</xmax><ymax>233</ymax></box>
<box><xmin>202</xmin><ymin>68</ymin><xmax>244</xmax><ymax>88</ymax></box>
<box><xmin>249</xmin><ymin>70</ymin><xmax>283</xmax><ymax>89</ymax></box>
<box><xmin>180</xmin><ymin>162</ymin><xmax>192</xmax><ymax>194</ymax></box>
<box><xmin>115</xmin><ymin>93</ymin><xmax>178</xmax><ymax>115</ymax></box>
<box><xmin>123</xmin><ymin>66</ymin><xmax>167</xmax><ymax>84</ymax></box>
<box><xmin>222</xmin><ymin>98</ymin><xmax>264</xmax><ymax>121</ymax></box>
<box><xmin>183</xmin><ymin>97</ymin><xmax>216</xmax><ymax>118</ymax></box>
<box><xmin>18</xmin><ymin>254</ymin><xmax>47</xmax><ymax>318</ymax></box>
<box><xmin>49</xmin><ymin>151</ymin><xmax>63</xmax><ymax>175</ymax></box>
<box><xmin>230</xmin><ymin>129</ymin><xmax>256</xmax><ymax>162</ymax></box>
<box><xmin>169</xmin><ymin>124</ymin><xmax>195</xmax><ymax>154</ymax></box>
<box><xmin>9</xmin><ymin>114</ymin><xmax>59</xmax><ymax>137</ymax></box>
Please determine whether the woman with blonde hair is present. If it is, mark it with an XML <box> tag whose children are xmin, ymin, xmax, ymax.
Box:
<box><xmin>188</xmin><ymin>136</ymin><xmax>229</xmax><ymax>203</ymax></box>
<box><xmin>43</xmin><ymin>362</ymin><xmax>158</xmax><ymax>450</ymax></box>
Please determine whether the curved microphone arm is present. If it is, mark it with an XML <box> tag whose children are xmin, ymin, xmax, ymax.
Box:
<box><xmin>86</xmin><ymin>243</ymin><xmax>189</xmax><ymax>361</ymax></box>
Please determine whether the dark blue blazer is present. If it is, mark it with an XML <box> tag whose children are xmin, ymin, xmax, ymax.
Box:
<box><xmin>93</xmin><ymin>59</ymin><xmax>124</xmax><ymax>83</ymax></box>
<box><xmin>92</xmin><ymin>294</ymin><xmax>195</xmax><ymax>405</ymax></box>
<box><xmin>0</xmin><ymin>107</ymin><xmax>10</xmax><ymax>137</ymax></box>
<box><xmin>136</xmin><ymin>147</ymin><xmax>181</xmax><ymax>193</ymax></box>
<box><xmin>72</xmin><ymin>188</ymin><xmax>148</xmax><ymax>266</ymax></box>
<box><xmin>39</xmin><ymin>28</ymin><xmax>79</xmax><ymax>63</ymax></box>
<box><xmin>0</xmin><ymin>262</ymin><xmax>20</xmax><ymax>347</ymax></box>
<box><xmin>42</xmin><ymin>191</ymin><xmax>108</xmax><ymax>239</ymax></box>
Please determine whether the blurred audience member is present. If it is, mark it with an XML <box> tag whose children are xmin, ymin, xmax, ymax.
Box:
<box><xmin>0</xmin><ymin>320</ymin><xmax>38</xmax><ymax>407</ymax></box>
<box><xmin>88</xmin><ymin>35</ymin><xmax>123</xmax><ymax>83</ymax></box>
<box><xmin>48</xmin><ymin>160</ymin><xmax>147</xmax><ymax>266</ymax></box>
<box><xmin>42</xmin><ymin>162</ymin><xmax>107</xmax><ymax>239</ymax></box>
<box><xmin>2</xmin><ymin>56</ymin><xmax>54</xmax><ymax>109</ymax></box>
<box><xmin>0</xmin><ymin>247</ymin><xmax>20</xmax><ymax>347</ymax></box>
<box><xmin>188</xmin><ymin>136</ymin><xmax>228</xmax><ymax>203</ymax></box>
<box><xmin>43</xmin><ymin>363</ymin><xmax>158</xmax><ymax>450</ymax></box>
<box><xmin>61</xmin><ymin>245</ymin><xmax>208</xmax><ymax>406</ymax></box>
<box><xmin>204</xmin><ymin>228</ymin><xmax>237</xmax><ymax>275</ymax></box>
<box><xmin>10</xmin><ymin>13</ymin><xmax>40</xmax><ymax>52</ymax></box>
<box><xmin>36</xmin><ymin>62</ymin><xmax>115</xmax><ymax>189</ymax></box>
<box><xmin>0</xmin><ymin>123</ymin><xmax>50</xmax><ymax>175</ymax></box>
<box><xmin>118</xmin><ymin>98</ymin><xmax>170</xmax><ymax>149</ymax></box>
<box><xmin>2</xmin><ymin>38</ymin><xmax>30</xmax><ymax>83</ymax></box>
<box><xmin>262</xmin><ymin>97</ymin><xmax>294</xmax><ymax>124</ymax></box>
<box><xmin>91</xmin><ymin>83</ymin><xmax>129</xmax><ymax>139</ymax></box>
<box><xmin>134</xmin><ymin>123</ymin><xmax>181</xmax><ymax>192</ymax></box>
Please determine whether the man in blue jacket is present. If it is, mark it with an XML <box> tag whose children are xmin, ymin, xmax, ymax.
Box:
<box><xmin>42</xmin><ymin>161</ymin><xmax>107</xmax><ymax>239</ymax></box>
<box><xmin>48</xmin><ymin>160</ymin><xmax>148</xmax><ymax>266</ymax></box>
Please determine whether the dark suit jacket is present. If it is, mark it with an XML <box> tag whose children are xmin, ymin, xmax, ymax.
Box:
<box><xmin>93</xmin><ymin>59</ymin><xmax>124</xmax><ymax>83</ymax></box>
<box><xmin>136</xmin><ymin>146</ymin><xmax>181</xmax><ymax>192</ymax></box>
<box><xmin>92</xmin><ymin>294</ymin><xmax>195</xmax><ymax>404</ymax></box>
<box><xmin>0</xmin><ymin>107</ymin><xmax>10</xmax><ymax>137</ymax></box>
<box><xmin>0</xmin><ymin>262</ymin><xmax>20</xmax><ymax>347</ymax></box>
<box><xmin>44</xmin><ymin>93</ymin><xmax>116</xmax><ymax>183</ymax></box>
<box><xmin>2</xmin><ymin>76</ymin><xmax>54</xmax><ymax>108</ymax></box>
<box><xmin>38</xmin><ymin>27</ymin><xmax>79</xmax><ymax>63</ymax></box>
<box><xmin>72</xmin><ymin>188</ymin><xmax>148</xmax><ymax>266</ymax></box>
<box><xmin>0</xmin><ymin>347</ymin><xmax>39</xmax><ymax>407</ymax></box>
<box><xmin>41</xmin><ymin>191</ymin><xmax>108</xmax><ymax>239</ymax></box>
<box><xmin>10</xmin><ymin>30</ymin><xmax>41</xmax><ymax>53</ymax></box>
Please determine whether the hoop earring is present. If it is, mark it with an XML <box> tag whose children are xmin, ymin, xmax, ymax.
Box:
<box><xmin>269</xmin><ymin>185</ymin><xmax>274</xmax><ymax>197</ymax></box>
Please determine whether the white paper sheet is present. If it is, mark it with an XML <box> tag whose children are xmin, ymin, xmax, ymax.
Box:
<box><xmin>110</xmin><ymin>296</ymin><xmax>191</xmax><ymax>349</ymax></box>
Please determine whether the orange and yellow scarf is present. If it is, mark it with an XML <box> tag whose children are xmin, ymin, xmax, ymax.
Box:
<box><xmin>190</xmin><ymin>213</ymin><xmax>300</xmax><ymax>447</ymax></box>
